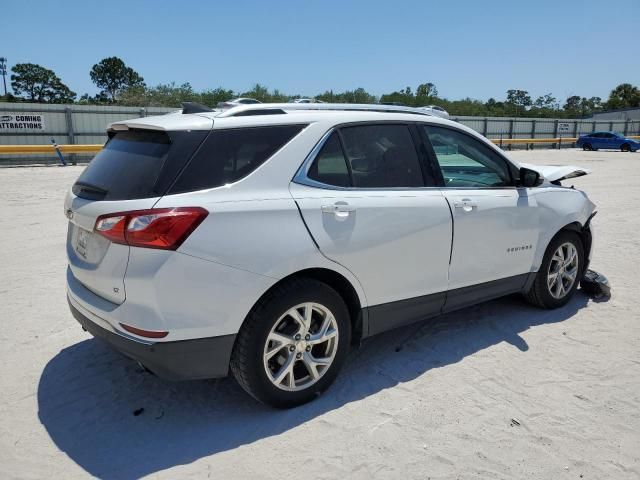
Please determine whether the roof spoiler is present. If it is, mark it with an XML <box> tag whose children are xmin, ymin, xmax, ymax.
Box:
<box><xmin>181</xmin><ymin>102</ymin><xmax>213</xmax><ymax>114</ymax></box>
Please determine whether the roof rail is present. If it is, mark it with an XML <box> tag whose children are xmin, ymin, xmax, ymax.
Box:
<box><xmin>216</xmin><ymin>103</ymin><xmax>434</xmax><ymax>118</ymax></box>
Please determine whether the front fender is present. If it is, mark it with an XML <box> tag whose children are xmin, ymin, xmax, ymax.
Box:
<box><xmin>531</xmin><ymin>188</ymin><xmax>596</xmax><ymax>271</ymax></box>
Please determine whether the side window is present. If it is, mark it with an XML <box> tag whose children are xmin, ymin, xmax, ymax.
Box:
<box><xmin>307</xmin><ymin>132</ymin><xmax>351</xmax><ymax>187</ymax></box>
<box><xmin>423</xmin><ymin>125</ymin><xmax>512</xmax><ymax>188</ymax></box>
<box><xmin>169</xmin><ymin>124</ymin><xmax>306</xmax><ymax>194</ymax></box>
<box><xmin>339</xmin><ymin>124</ymin><xmax>426</xmax><ymax>188</ymax></box>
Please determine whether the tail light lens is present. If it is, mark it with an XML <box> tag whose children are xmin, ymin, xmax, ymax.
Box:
<box><xmin>119</xmin><ymin>322</ymin><xmax>169</xmax><ymax>338</ymax></box>
<box><xmin>94</xmin><ymin>207</ymin><xmax>208</xmax><ymax>250</ymax></box>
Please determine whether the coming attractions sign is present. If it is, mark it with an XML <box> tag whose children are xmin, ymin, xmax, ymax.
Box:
<box><xmin>0</xmin><ymin>113</ymin><xmax>46</xmax><ymax>131</ymax></box>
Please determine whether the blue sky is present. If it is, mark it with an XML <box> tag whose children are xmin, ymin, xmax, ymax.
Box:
<box><xmin>4</xmin><ymin>0</ymin><xmax>639</xmax><ymax>102</ymax></box>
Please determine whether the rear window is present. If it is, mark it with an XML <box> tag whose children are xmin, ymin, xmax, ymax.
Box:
<box><xmin>73</xmin><ymin>129</ymin><xmax>208</xmax><ymax>201</ymax></box>
<box><xmin>168</xmin><ymin>124</ymin><xmax>306</xmax><ymax>194</ymax></box>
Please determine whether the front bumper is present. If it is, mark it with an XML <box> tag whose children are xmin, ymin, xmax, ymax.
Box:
<box><xmin>68</xmin><ymin>297</ymin><xmax>236</xmax><ymax>381</ymax></box>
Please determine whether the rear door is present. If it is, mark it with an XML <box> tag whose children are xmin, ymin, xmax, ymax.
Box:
<box><xmin>591</xmin><ymin>132</ymin><xmax>605</xmax><ymax>149</ymax></box>
<box><xmin>65</xmin><ymin>128</ymin><xmax>209</xmax><ymax>304</ymax></box>
<box><xmin>291</xmin><ymin>123</ymin><xmax>453</xmax><ymax>334</ymax></box>
<box><xmin>421</xmin><ymin>124</ymin><xmax>538</xmax><ymax>304</ymax></box>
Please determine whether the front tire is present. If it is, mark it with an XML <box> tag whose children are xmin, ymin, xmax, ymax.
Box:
<box><xmin>230</xmin><ymin>278</ymin><xmax>351</xmax><ymax>408</ymax></box>
<box><xmin>621</xmin><ymin>143</ymin><xmax>631</xmax><ymax>152</ymax></box>
<box><xmin>524</xmin><ymin>231</ymin><xmax>584</xmax><ymax>309</ymax></box>
<box><xmin>582</xmin><ymin>143</ymin><xmax>592</xmax><ymax>151</ymax></box>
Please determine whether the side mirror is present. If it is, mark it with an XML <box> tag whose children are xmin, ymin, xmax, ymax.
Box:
<box><xmin>519</xmin><ymin>167</ymin><xmax>543</xmax><ymax>187</ymax></box>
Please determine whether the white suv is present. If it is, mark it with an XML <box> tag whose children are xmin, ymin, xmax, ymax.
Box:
<box><xmin>65</xmin><ymin>103</ymin><xmax>596</xmax><ymax>408</ymax></box>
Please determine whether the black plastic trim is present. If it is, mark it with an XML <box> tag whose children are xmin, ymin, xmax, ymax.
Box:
<box><xmin>522</xmin><ymin>271</ymin><xmax>537</xmax><ymax>293</ymax></box>
<box><xmin>582</xmin><ymin>212</ymin><xmax>596</xmax><ymax>272</ymax></box>
<box><xmin>363</xmin><ymin>273</ymin><xmax>531</xmax><ymax>338</ymax></box>
<box><xmin>68</xmin><ymin>298</ymin><xmax>235</xmax><ymax>381</ymax></box>
<box><xmin>293</xmin><ymin>200</ymin><xmax>320</xmax><ymax>250</ymax></box>
<box><xmin>181</xmin><ymin>102</ymin><xmax>213</xmax><ymax>114</ymax></box>
<box><xmin>366</xmin><ymin>292</ymin><xmax>446</xmax><ymax>337</ymax></box>
<box><xmin>442</xmin><ymin>273</ymin><xmax>529</xmax><ymax>313</ymax></box>
<box><xmin>230</xmin><ymin>108</ymin><xmax>287</xmax><ymax>116</ymax></box>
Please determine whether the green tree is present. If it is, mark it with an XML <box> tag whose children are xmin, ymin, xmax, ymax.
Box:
<box><xmin>562</xmin><ymin>95</ymin><xmax>602</xmax><ymax>118</ymax></box>
<box><xmin>317</xmin><ymin>87</ymin><xmax>377</xmax><ymax>104</ymax></box>
<box><xmin>241</xmin><ymin>83</ymin><xmax>271</xmax><ymax>102</ymax></box>
<box><xmin>606</xmin><ymin>83</ymin><xmax>640</xmax><ymax>109</ymax></box>
<box><xmin>416</xmin><ymin>82</ymin><xmax>438</xmax><ymax>99</ymax></box>
<box><xmin>527</xmin><ymin>93</ymin><xmax>559</xmax><ymax>118</ymax></box>
<box><xmin>237</xmin><ymin>83</ymin><xmax>293</xmax><ymax>103</ymax></box>
<box><xmin>10</xmin><ymin>63</ymin><xmax>76</xmax><ymax>103</ymax></box>
<box><xmin>580</xmin><ymin>96</ymin><xmax>602</xmax><ymax>116</ymax></box>
<box><xmin>380</xmin><ymin>86</ymin><xmax>414</xmax><ymax>106</ymax></box>
<box><xmin>533</xmin><ymin>93</ymin><xmax>557</xmax><ymax>109</ymax></box>
<box><xmin>0</xmin><ymin>93</ymin><xmax>19</xmax><ymax>103</ymax></box>
<box><xmin>315</xmin><ymin>90</ymin><xmax>337</xmax><ymax>103</ymax></box>
<box><xmin>269</xmin><ymin>88</ymin><xmax>290</xmax><ymax>103</ymax></box>
<box><xmin>200</xmin><ymin>87</ymin><xmax>236</xmax><ymax>106</ymax></box>
<box><xmin>447</xmin><ymin>98</ymin><xmax>489</xmax><ymax>116</ymax></box>
<box><xmin>505</xmin><ymin>89</ymin><xmax>532</xmax><ymax>116</ymax></box>
<box><xmin>90</xmin><ymin>57</ymin><xmax>145</xmax><ymax>101</ymax></box>
<box><xmin>78</xmin><ymin>91</ymin><xmax>110</xmax><ymax>104</ymax></box>
<box><xmin>563</xmin><ymin>95</ymin><xmax>582</xmax><ymax>116</ymax></box>
<box><xmin>108</xmin><ymin>85</ymin><xmax>147</xmax><ymax>106</ymax></box>
<box><xmin>349</xmin><ymin>87</ymin><xmax>377</xmax><ymax>103</ymax></box>
<box><xmin>484</xmin><ymin>98</ymin><xmax>506</xmax><ymax>116</ymax></box>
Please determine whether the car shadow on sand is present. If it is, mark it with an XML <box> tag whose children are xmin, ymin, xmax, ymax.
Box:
<box><xmin>38</xmin><ymin>292</ymin><xmax>593</xmax><ymax>479</ymax></box>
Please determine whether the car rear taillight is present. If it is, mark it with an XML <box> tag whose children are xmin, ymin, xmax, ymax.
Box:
<box><xmin>94</xmin><ymin>207</ymin><xmax>208</xmax><ymax>250</ymax></box>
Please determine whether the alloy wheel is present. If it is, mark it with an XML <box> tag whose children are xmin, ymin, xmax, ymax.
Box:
<box><xmin>263</xmin><ymin>302</ymin><xmax>339</xmax><ymax>391</ymax></box>
<box><xmin>547</xmin><ymin>242</ymin><xmax>579</xmax><ymax>299</ymax></box>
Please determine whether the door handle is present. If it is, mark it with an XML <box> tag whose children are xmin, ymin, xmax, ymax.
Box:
<box><xmin>321</xmin><ymin>203</ymin><xmax>356</xmax><ymax>219</ymax></box>
<box><xmin>453</xmin><ymin>198</ymin><xmax>477</xmax><ymax>212</ymax></box>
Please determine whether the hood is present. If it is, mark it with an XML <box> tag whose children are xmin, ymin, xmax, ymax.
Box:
<box><xmin>519</xmin><ymin>163</ymin><xmax>591</xmax><ymax>183</ymax></box>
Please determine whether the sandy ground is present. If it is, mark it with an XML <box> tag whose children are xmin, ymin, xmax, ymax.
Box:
<box><xmin>0</xmin><ymin>149</ymin><xmax>638</xmax><ymax>480</ymax></box>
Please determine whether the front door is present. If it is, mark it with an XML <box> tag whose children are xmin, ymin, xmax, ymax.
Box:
<box><xmin>604</xmin><ymin>132</ymin><xmax>620</xmax><ymax>149</ymax></box>
<box><xmin>421</xmin><ymin>125</ymin><xmax>539</xmax><ymax>309</ymax></box>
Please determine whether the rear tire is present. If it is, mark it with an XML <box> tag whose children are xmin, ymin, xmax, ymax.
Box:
<box><xmin>524</xmin><ymin>231</ymin><xmax>584</xmax><ymax>309</ymax></box>
<box><xmin>582</xmin><ymin>143</ymin><xmax>592</xmax><ymax>151</ymax></box>
<box><xmin>230</xmin><ymin>277</ymin><xmax>351</xmax><ymax>408</ymax></box>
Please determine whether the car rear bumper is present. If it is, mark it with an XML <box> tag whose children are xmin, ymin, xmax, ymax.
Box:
<box><xmin>68</xmin><ymin>297</ymin><xmax>236</xmax><ymax>381</ymax></box>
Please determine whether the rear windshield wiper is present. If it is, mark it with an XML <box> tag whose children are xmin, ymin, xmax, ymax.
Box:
<box><xmin>72</xmin><ymin>182</ymin><xmax>108</xmax><ymax>200</ymax></box>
